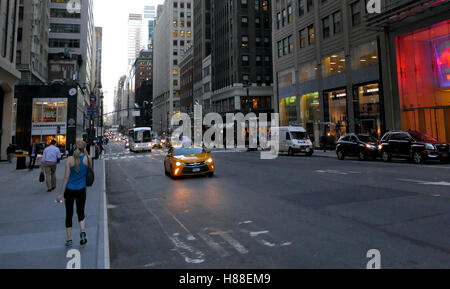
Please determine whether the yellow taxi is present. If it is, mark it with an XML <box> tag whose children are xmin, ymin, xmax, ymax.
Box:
<box><xmin>164</xmin><ymin>146</ymin><xmax>214</xmax><ymax>178</ymax></box>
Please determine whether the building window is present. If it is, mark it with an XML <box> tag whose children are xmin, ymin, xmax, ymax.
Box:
<box><xmin>241</xmin><ymin>16</ymin><xmax>248</xmax><ymax>27</ymax></box>
<box><xmin>288</xmin><ymin>5</ymin><xmax>293</xmax><ymax>23</ymax></box>
<box><xmin>324</xmin><ymin>89</ymin><xmax>348</xmax><ymax>138</ymax></box>
<box><xmin>351</xmin><ymin>40</ymin><xmax>378</xmax><ymax>70</ymax></box>
<box><xmin>322</xmin><ymin>52</ymin><xmax>346</xmax><ymax>78</ymax></box>
<box><xmin>299</xmin><ymin>0</ymin><xmax>305</xmax><ymax>16</ymax></box>
<box><xmin>351</xmin><ymin>1</ymin><xmax>361</xmax><ymax>26</ymax></box>
<box><xmin>353</xmin><ymin>83</ymin><xmax>382</xmax><ymax>137</ymax></box>
<box><xmin>322</xmin><ymin>16</ymin><xmax>330</xmax><ymax>39</ymax></box>
<box><xmin>333</xmin><ymin>11</ymin><xmax>342</xmax><ymax>34</ymax></box>
<box><xmin>299</xmin><ymin>60</ymin><xmax>318</xmax><ymax>82</ymax></box>
<box><xmin>242</xmin><ymin>55</ymin><xmax>249</xmax><ymax>66</ymax></box>
<box><xmin>307</xmin><ymin>0</ymin><xmax>314</xmax><ymax>12</ymax></box>
<box><xmin>308</xmin><ymin>25</ymin><xmax>315</xmax><ymax>45</ymax></box>
<box><xmin>300</xmin><ymin>28</ymin><xmax>307</xmax><ymax>48</ymax></box>
<box><xmin>241</xmin><ymin>35</ymin><xmax>249</xmax><ymax>47</ymax></box>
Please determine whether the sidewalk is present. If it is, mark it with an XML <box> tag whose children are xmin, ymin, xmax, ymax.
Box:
<box><xmin>0</xmin><ymin>157</ymin><xmax>109</xmax><ymax>269</ymax></box>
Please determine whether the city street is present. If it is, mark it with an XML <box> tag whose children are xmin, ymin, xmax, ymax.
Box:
<box><xmin>105</xmin><ymin>142</ymin><xmax>450</xmax><ymax>269</ymax></box>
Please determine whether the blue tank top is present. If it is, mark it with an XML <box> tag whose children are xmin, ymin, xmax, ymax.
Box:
<box><xmin>67</xmin><ymin>154</ymin><xmax>88</xmax><ymax>190</ymax></box>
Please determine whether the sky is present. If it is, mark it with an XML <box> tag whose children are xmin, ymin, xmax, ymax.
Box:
<box><xmin>93</xmin><ymin>0</ymin><xmax>164</xmax><ymax>113</ymax></box>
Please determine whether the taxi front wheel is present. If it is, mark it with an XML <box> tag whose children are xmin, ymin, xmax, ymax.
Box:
<box><xmin>207</xmin><ymin>172</ymin><xmax>214</xmax><ymax>178</ymax></box>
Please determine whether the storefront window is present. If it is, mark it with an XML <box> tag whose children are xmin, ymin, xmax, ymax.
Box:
<box><xmin>322</xmin><ymin>52</ymin><xmax>346</xmax><ymax>78</ymax></box>
<box><xmin>278</xmin><ymin>69</ymin><xmax>294</xmax><ymax>88</ymax></box>
<box><xmin>353</xmin><ymin>83</ymin><xmax>382</xmax><ymax>138</ymax></box>
<box><xmin>299</xmin><ymin>92</ymin><xmax>320</xmax><ymax>145</ymax></box>
<box><xmin>31</xmin><ymin>99</ymin><xmax>68</xmax><ymax>147</ymax></box>
<box><xmin>351</xmin><ymin>40</ymin><xmax>379</xmax><ymax>70</ymax></box>
<box><xmin>396</xmin><ymin>19</ymin><xmax>450</xmax><ymax>142</ymax></box>
<box><xmin>299</xmin><ymin>61</ymin><xmax>318</xmax><ymax>83</ymax></box>
<box><xmin>324</xmin><ymin>89</ymin><xmax>348</xmax><ymax>139</ymax></box>
<box><xmin>280</xmin><ymin>96</ymin><xmax>297</xmax><ymax>126</ymax></box>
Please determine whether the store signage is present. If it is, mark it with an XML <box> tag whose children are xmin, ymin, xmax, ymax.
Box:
<box><xmin>69</xmin><ymin>88</ymin><xmax>77</xmax><ymax>96</ymax></box>
<box><xmin>366</xmin><ymin>0</ymin><xmax>381</xmax><ymax>14</ymax></box>
<box><xmin>68</xmin><ymin>118</ymin><xmax>76</xmax><ymax>128</ymax></box>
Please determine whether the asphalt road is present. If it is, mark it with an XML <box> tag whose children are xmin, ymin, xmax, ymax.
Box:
<box><xmin>104</xmin><ymin>141</ymin><xmax>450</xmax><ymax>269</ymax></box>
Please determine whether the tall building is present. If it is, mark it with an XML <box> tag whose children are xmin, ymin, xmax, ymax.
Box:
<box><xmin>144</xmin><ymin>5</ymin><xmax>156</xmax><ymax>47</ymax></box>
<box><xmin>153</xmin><ymin>0</ymin><xmax>193</xmax><ymax>135</ymax></box>
<box><xmin>0</xmin><ymin>0</ymin><xmax>21</xmax><ymax>160</ymax></box>
<box><xmin>210</xmin><ymin>0</ymin><xmax>273</xmax><ymax>119</ymax></box>
<box><xmin>95</xmin><ymin>27</ymin><xmax>103</xmax><ymax>136</ymax></box>
<box><xmin>116</xmin><ymin>75</ymin><xmax>127</xmax><ymax>128</ymax></box>
<box><xmin>49</xmin><ymin>0</ymin><xmax>96</xmax><ymax>93</ymax></box>
<box><xmin>193</xmin><ymin>0</ymin><xmax>211</xmax><ymax>107</ymax></box>
<box><xmin>128</xmin><ymin>13</ymin><xmax>143</xmax><ymax>66</ymax></box>
<box><xmin>134</xmin><ymin>50</ymin><xmax>153</xmax><ymax>128</ymax></box>
<box><xmin>95</xmin><ymin>27</ymin><xmax>102</xmax><ymax>90</ymax></box>
<box><xmin>16</xmin><ymin>0</ymin><xmax>50</xmax><ymax>85</ymax></box>
<box><xmin>272</xmin><ymin>0</ymin><xmax>450</xmax><ymax>145</ymax></box>
<box><xmin>180</xmin><ymin>46</ymin><xmax>194</xmax><ymax>116</ymax></box>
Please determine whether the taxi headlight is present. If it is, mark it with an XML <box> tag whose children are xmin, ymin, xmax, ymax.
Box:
<box><xmin>206</xmin><ymin>158</ymin><xmax>213</xmax><ymax>164</ymax></box>
<box><xmin>175</xmin><ymin>162</ymin><xmax>182</xmax><ymax>167</ymax></box>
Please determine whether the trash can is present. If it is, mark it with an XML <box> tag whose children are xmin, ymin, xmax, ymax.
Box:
<box><xmin>16</xmin><ymin>156</ymin><xmax>27</xmax><ymax>170</ymax></box>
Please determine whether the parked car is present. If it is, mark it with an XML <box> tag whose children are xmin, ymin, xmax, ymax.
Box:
<box><xmin>379</xmin><ymin>130</ymin><xmax>449</xmax><ymax>164</ymax></box>
<box><xmin>336</xmin><ymin>133</ymin><xmax>379</xmax><ymax>161</ymax></box>
<box><xmin>277</xmin><ymin>126</ymin><xmax>314</xmax><ymax>156</ymax></box>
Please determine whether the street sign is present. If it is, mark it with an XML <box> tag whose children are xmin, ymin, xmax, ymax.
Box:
<box><xmin>87</xmin><ymin>105</ymin><xmax>99</xmax><ymax>116</ymax></box>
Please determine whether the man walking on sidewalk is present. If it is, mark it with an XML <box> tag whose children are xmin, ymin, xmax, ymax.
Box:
<box><xmin>41</xmin><ymin>140</ymin><xmax>61</xmax><ymax>192</ymax></box>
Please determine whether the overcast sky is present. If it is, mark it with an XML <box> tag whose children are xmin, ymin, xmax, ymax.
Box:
<box><xmin>93</xmin><ymin>0</ymin><xmax>164</xmax><ymax>113</ymax></box>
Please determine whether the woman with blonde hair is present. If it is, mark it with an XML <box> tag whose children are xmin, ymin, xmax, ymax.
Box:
<box><xmin>56</xmin><ymin>140</ymin><xmax>92</xmax><ymax>247</ymax></box>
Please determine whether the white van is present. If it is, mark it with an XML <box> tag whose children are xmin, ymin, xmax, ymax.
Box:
<box><xmin>277</xmin><ymin>126</ymin><xmax>314</xmax><ymax>156</ymax></box>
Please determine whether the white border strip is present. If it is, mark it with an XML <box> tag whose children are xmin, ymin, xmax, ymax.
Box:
<box><xmin>103</xmin><ymin>158</ymin><xmax>110</xmax><ymax>269</ymax></box>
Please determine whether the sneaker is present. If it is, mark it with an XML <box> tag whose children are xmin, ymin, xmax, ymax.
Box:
<box><xmin>65</xmin><ymin>239</ymin><xmax>73</xmax><ymax>247</ymax></box>
<box><xmin>80</xmin><ymin>231</ymin><xmax>87</xmax><ymax>245</ymax></box>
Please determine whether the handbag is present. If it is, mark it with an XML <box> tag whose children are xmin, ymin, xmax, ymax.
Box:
<box><xmin>39</xmin><ymin>169</ymin><xmax>45</xmax><ymax>183</ymax></box>
<box><xmin>86</xmin><ymin>155</ymin><xmax>95</xmax><ymax>187</ymax></box>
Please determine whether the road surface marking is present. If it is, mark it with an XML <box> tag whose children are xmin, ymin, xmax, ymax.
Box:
<box><xmin>398</xmin><ymin>179</ymin><xmax>450</xmax><ymax>186</ymax></box>
<box><xmin>198</xmin><ymin>230</ymin><xmax>230</xmax><ymax>258</ymax></box>
<box><xmin>169</xmin><ymin>233</ymin><xmax>205</xmax><ymax>264</ymax></box>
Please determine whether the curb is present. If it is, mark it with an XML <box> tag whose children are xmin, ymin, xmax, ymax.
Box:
<box><xmin>103</xmin><ymin>158</ymin><xmax>110</xmax><ymax>269</ymax></box>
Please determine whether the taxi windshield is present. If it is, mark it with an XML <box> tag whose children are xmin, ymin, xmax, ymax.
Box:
<box><xmin>173</xmin><ymin>147</ymin><xmax>205</xmax><ymax>156</ymax></box>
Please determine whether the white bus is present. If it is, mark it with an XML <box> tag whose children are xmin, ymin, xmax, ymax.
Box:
<box><xmin>128</xmin><ymin>127</ymin><xmax>153</xmax><ymax>152</ymax></box>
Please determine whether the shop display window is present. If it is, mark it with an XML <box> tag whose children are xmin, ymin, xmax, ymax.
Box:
<box><xmin>396</xmin><ymin>20</ymin><xmax>450</xmax><ymax>142</ymax></box>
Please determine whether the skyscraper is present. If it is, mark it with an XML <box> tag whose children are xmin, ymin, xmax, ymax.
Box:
<box><xmin>128</xmin><ymin>13</ymin><xmax>143</xmax><ymax>66</ymax></box>
<box><xmin>16</xmin><ymin>0</ymin><xmax>50</xmax><ymax>85</ymax></box>
<box><xmin>153</xmin><ymin>0</ymin><xmax>193</xmax><ymax>135</ymax></box>
<box><xmin>144</xmin><ymin>5</ymin><xmax>156</xmax><ymax>47</ymax></box>
<box><xmin>48</xmin><ymin>0</ymin><xmax>96</xmax><ymax>93</ymax></box>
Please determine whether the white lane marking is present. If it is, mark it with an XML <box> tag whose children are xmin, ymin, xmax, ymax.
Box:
<box><xmin>315</xmin><ymin>170</ymin><xmax>361</xmax><ymax>175</ymax></box>
<box><xmin>238</xmin><ymin>221</ymin><xmax>253</xmax><ymax>225</ymax></box>
<box><xmin>198</xmin><ymin>230</ymin><xmax>230</xmax><ymax>258</ymax></box>
<box><xmin>398</xmin><ymin>179</ymin><xmax>450</xmax><ymax>186</ymax></box>
<box><xmin>169</xmin><ymin>233</ymin><xmax>205</xmax><ymax>264</ymax></box>
<box><xmin>239</xmin><ymin>222</ymin><xmax>292</xmax><ymax>249</ymax></box>
<box><xmin>219</xmin><ymin>231</ymin><xmax>249</xmax><ymax>254</ymax></box>
<box><xmin>250</xmin><ymin>231</ymin><xmax>269</xmax><ymax>237</ymax></box>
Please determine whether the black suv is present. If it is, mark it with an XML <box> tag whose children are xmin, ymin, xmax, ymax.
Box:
<box><xmin>379</xmin><ymin>130</ymin><xmax>449</xmax><ymax>164</ymax></box>
<box><xmin>336</xmin><ymin>133</ymin><xmax>379</xmax><ymax>161</ymax></box>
